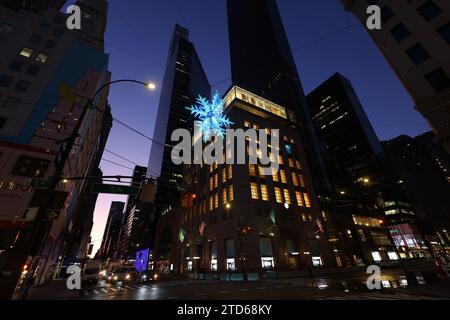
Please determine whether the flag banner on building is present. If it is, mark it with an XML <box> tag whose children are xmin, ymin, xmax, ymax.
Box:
<box><xmin>312</xmin><ymin>217</ymin><xmax>324</xmax><ymax>235</ymax></box>
<box><xmin>179</xmin><ymin>227</ymin><xmax>186</xmax><ymax>242</ymax></box>
<box><xmin>199</xmin><ymin>221</ymin><xmax>206</xmax><ymax>237</ymax></box>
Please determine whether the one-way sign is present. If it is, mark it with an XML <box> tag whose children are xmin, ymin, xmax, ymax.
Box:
<box><xmin>91</xmin><ymin>183</ymin><xmax>139</xmax><ymax>195</ymax></box>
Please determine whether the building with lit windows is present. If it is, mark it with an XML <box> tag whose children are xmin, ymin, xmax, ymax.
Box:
<box><xmin>307</xmin><ymin>73</ymin><xmax>401</xmax><ymax>266</ymax></box>
<box><xmin>307</xmin><ymin>73</ymin><xmax>382</xmax><ymax>175</ymax></box>
<box><xmin>147</xmin><ymin>24</ymin><xmax>210</xmax><ymax>201</ymax></box>
<box><xmin>227</xmin><ymin>0</ymin><xmax>331</xmax><ymax>195</ymax></box>
<box><xmin>0</xmin><ymin>0</ymin><xmax>112</xmax><ymax>298</ymax></box>
<box><xmin>98</xmin><ymin>201</ymin><xmax>125</xmax><ymax>261</ymax></box>
<box><xmin>163</xmin><ymin>86</ymin><xmax>333</xmax><ymax>276</ymax></box>
<box><xmin>341</xmin><ymin>0</ymin><xmax>450</xmax><ymax>152</ymax></box>
<box><xmin>381</xmin><ymin>132</ymin><xmax>450</xmax><ymax>259</ymax></box>
<box><xmin>115</xmin><ymin>165</ymin><xmax>148</xmax><ymax>261</ymax></box>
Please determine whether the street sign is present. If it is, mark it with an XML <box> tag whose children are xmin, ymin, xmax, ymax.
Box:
<box><xmin>91</xmin><ymin>183</ymin><xmax>139</xmax><ymax>195</ymax></box>
<box><xmin>29</xmin><ymin>179</ymin><xmax>52</xmax><ymax>189</ymax></box>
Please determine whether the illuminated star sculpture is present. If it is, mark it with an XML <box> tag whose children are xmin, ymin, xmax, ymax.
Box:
<box><xmin>187</xmin><ymin>91</ymin><xmax>233</xmax><ymax>142</ymax></box>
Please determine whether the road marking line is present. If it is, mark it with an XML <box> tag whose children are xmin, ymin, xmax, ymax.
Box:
<box><xmin>101</xmin><ymin>288</ymin><xmax>108</xmax><ymax>293</ymax></box>
<box><xmin>110</xmin><ymin>287</ymin><xmax>118</xmax><ymax>292</ymax></box>
<box><xmin>92</xmin><ymin>289</ymin><xmax>100</xmax><ymax>295</ymax></box>
<box><xmin>194</xmin><ymin>293</ymin><xmax>206</xmax><ymax>296</ymax></box>
<box><xmin>219</xmin><ymin>290</ymin><xmax>230</xmax><ymax>294</ymax></box>
<box><xmin>84</xmin><ymin>291</ymin><xmax>89</xmax><ymax>296</ymax></box>
<box><xmin>166</xmin><ymin>296</ymin><xmax>178</xmax><ymax>300</ymax></box>
<box><xmin>124</xmin><ymin>285</ymin><xmax>134</xmax><ymax>290</ymax></box>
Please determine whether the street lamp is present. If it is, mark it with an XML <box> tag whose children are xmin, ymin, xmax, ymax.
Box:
<box><xmin>17</xmin><ymin>78</ymin><xmax>156</xmax><ymax>300</ymax></box>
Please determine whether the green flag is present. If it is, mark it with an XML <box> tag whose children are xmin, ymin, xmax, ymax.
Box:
<box><xmin>179</xmin><ymin>227</ymin><xmax>186</xmax><ymax>242</ymax></box>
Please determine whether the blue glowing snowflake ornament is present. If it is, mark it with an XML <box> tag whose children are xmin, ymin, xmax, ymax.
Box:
<box><xmin>187</xmin><ymin>91</ymin><xmax>233</xmax><ymax>142</ymax></box>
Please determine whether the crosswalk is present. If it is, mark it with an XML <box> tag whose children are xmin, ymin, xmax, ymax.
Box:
<box><xmin>81</xmin><ymin>280</ymin><xmax>217</xmax><ymax>297</ymax></box>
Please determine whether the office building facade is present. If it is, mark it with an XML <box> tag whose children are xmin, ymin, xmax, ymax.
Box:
<box><xmin>341</xmin><ymin>0</ymin><xmax>450</xmax><ymax>152</ymax></box>
<box><xmin>98</xmin><ymin>201</ymin><xmax>125</xmax><ymax>261</ymax></box>
<box><xmin>155</xmin><ymin>87</ymin><xmax>333</xmax><ymax>274</ymax></box>
<box><xmin>0</xmin><ymin>0</ymin><xmax>111</xmax><ymax>298</ymax></box>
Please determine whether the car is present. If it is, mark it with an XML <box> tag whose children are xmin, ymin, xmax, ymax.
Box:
<box><xmin>137</xmin><ymin>270</ymin><xmax>158</xmax><ymax>283</ymax></box>
<box><xmin>110</xmin><ymin>268</ymin><xmax>137</xmax><ymax>283</ymax></box>
<box><xmin>102</xmin><ymin>270</ymin><xmax>113</xmax><ymax>282</ymax></box>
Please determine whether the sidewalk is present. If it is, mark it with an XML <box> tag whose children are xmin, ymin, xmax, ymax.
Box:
<box><xmin>395</xmin><ymin>279</ymin><xmax>450</xmax><ymax>299</ymax></box>
<box><xmin>25</xmin><ymin>279</ymin><xmax>82</xmax><ymax>300</ymax></box>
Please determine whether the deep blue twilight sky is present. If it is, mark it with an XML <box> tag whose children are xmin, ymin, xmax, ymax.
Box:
<box><xmin>65</xmin><ymin>0</ymin><xmax>430</xmax><ymax>255</ymax></box>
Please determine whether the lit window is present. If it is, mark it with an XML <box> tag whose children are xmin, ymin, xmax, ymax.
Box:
<box><xmin>301</xmin><ymin>214</ymin><xmax>307</xmax><ymax>222</ymax></box>
<box><xmin>20</xmin><ymin>47</ymin><xmax>33</xmax><ymax>58</ymax></box>
<box><xmin>280</xmin><ymin>170</ymin><xmax>287</xmax><ymax>183</ymax></box>
<box><xmin>312</xmin><ymin>256</ymin><xmax>322</xmax><ymax>267</ymax></box>
<box><xmin>209</xmin><ymin>165</ymin><xmax>213</xmax><ymax>173</ymax></box>
<box><xmin>296</xmin><ymin>160</ymin><xmax>302</xmax><ymax>170</ymax></box>
<box><xmin>209</xmin><ymin>197</ymin><xmax>213</xmax><ymax>211</ymax></box>
<box><xmin>291</xmin><ymin>173</ymin><xmax>299</xmax><ymax>186</ymax></box>
<box><xmin>388</xmin><ymin>251</ymin><xmax>399</xmax><ymax>261</ymax></box>
<box><xmin>299</xmin><ymin>175</ymin><xmax>306</xmax><ymax>187</ymax></box>
<box><xmin>244</xmin><ymin>121</ymin><xmax>250</xmax><ymax>128</ymax></box>
<box><xmin>249</xmin><ymin>164</ymin><xmax>256</xmax><ymax>176</ymax></box>
<box><xmin>261</xmin><ymin>185</ymin><xmax>269</xmax><ymax>201</ymax></box>
<box><xmin>274</xmin><ymin>188</ymin><xmax>283</xmax><ymax>203</ymax></box>
<box><xmin>222</xmin><ymin>188</ymin><xmax>227</xmax><ymax>205</ymax></box>
<box><xmin>214</xmin><ymin>174</ymin><xmax>218</xmax><ymax>188</ymax></box>
<box><xmin>36</xmin><ymin>53</ymin><xmax>48</xmax><ymax>63</ymax></box>
<box><xmin>278</xmin><ymin>155</ymin><xmax>284</xmax><ymax>165</ymax></box>
<box><xmin>295</xmin><ymin>191</ymin><xmax>303</xmax><ymax>206</ymax></box>
<box><xmin>228</xmin><ymin>185</ymin><xmax>234</xmax><ymax>202</ymax></box>
<box><xmin>250</xmin><ymin>183</ymin><xmax>259</xmax><ymax>200</ymax></box>
<box><xmin>272</xmin><ymin>169</ymin><xmax>279</xmax><ymax>182</ymax></box>
<box><xmin>372</xmin><ymin>251</ymin><xmax>382</xmax><ymax>262</ymax></box>
<box><xmin>304</xmin><ymin>193</ymin><xmax>311</xmax><ymax>208</ymax></box>
<box><xmin>227</xmin><ymin>164</ymin><xmax>233</xmax><ymax>179</ymax></box>
<box><xmin>258</xmin><ymin>166</ymin><xmax>265</xmax><ymax>176</ymax></box>
<box><xmin>222</xmin><ymin>168</ymin><xmax>227</xmax><ymax>183</ymax></box>
<box><xmin>209</xmin><ymin>177</ymin><xmax>213</xmax><ymax>191</ymax></box>
<box><xmin>283</xmin><ymin>189</ymin><xmax>291</xmax><ymax>205</ymax></box>
<box><xmin>289</xmin><ymin>158</ymin><xmax>294</xmax><ymax>168</ymax></box>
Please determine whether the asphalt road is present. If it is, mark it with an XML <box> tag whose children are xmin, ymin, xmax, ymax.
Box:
<box><xmin>71</xmin><ymin>278</ymin><xmax>449</xmax><ymax>300</ymax></box>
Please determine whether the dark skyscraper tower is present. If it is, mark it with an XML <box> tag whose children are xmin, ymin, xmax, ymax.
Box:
<box><xmin>226</xmin><ymin>0</ymin><xmax>331</xmax><ymax>193</ymax></box>
<box><xmin>147</xmin><ymin>25</ymin><xmax>210</xmax><ymax>200</ymax></box>
<box><xmin>307</xmin><ymin>73</ymin><xmax>382</xmax><ymax>173</ymax></box>
<box><xmin>99</xmin><ymin>201</ymin><xmax>125</xmax><ymax>260</ymax></box>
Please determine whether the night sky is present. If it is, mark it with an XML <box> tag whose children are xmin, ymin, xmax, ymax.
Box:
<box><xmin>64</xmin><ymin>0</ymin><xmax>430</xmax><ymax>256</ymax></box>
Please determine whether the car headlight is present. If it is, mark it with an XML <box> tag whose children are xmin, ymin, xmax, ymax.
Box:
<box><xmin>114</xmin><ymin>276</ymin><xmax>118</xmax><ymax>280</ymax></box>
<box><xmin>125</xmin><ymin>274</ymin><xmax>131</xmax><ymax>280</ymax></box>
<box><xmin>108</xmin><ymin>276</ymin><xmax>112</xmax><ymax>280</ymax></box>
<box><xmin>153</xmin><ymin>274</ymin><xmax>158</xmax><ymax>280</ymax></box>
<box><xmin>143</xmin><ymin>275</ymin><xmax>147</xmax><ymax>279</ymax></box>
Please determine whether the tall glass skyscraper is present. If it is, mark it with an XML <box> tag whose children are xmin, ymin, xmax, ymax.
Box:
<box><xmin>147</xmin><ymin>24</ymin><xmax>210</xmax><ymax>204</ymax></box>
<box><xmin>227</xmin><ymin>0</ymin><xmax>331</xmax><ymax>193</ymax></box>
